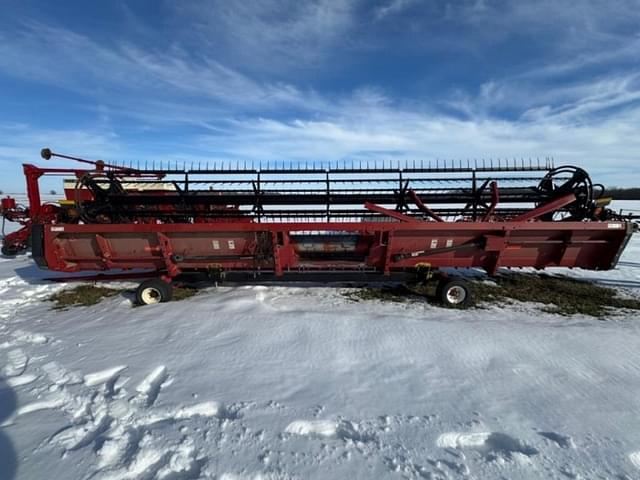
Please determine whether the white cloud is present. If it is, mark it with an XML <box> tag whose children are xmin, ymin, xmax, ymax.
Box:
<box><xmin>3</xmin><ymin>91</ymin><xmax>640</xmax><ymax>192</ymax></box>
<box><xmin>173</xmin><ymin>0</ymin><xmax>357</xmax><ymax>72</ymax></box>
<box><xmin>373</xmin><ymin>0</ymin><xmax>419</xmax><ymax>20</ymax></box>
<box><xmin>183</xmin><ymin>100</ymin><xmax>640</xmax><ymax>186</ymax></box>
<box><xmin>469</xmin><ymin>72</ymin><xmax>640</xmax><ymax>122</ymax></box>
<box><xmin>0</xmin><ymin>3</ymin><xmax>639</xmax><ymax>191</ymax></box>
<box><xmin>0</xmin><ymin>123</ymin><xmax>124</xmax><ymax>192</ymax></box>
<box><xmin>0</xmin><ymin>23</ymin><xmax>329</xmax><ymax>115</ymax></box>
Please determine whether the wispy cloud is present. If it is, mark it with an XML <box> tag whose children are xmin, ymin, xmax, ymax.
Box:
<box><xmin>0</xmin><ymin>22</ymin><xmax>332</xmax><ymax>117</ymax></box>
<box><xmin>0</xmin><ymin>123</ymin><xmax>123</xmax><ymax>192</ymax></box>
<box><xmin>373</xmin><ymin>0</ymin><xmax>419</xmax><ymax>20</ymax></box>
<box><xmin>447</xmin><ymin>71</ymin><xmax>640</xmax><ymax>124</ymax></box>
<box><xmin>172</xmin><ymin>0</ymin><xmax>358</xmax><ymax>73</ymax></box>
<box><xmin>0</xmin><ymin>1</ymin><xmax>639</xmax><ymax>191</ymax></box>
<box><xmin>181</xmin><ymin>98</ymin><xmax>640</xmax><ymax>186</ymax></box>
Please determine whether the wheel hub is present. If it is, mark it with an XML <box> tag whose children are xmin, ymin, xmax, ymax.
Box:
<box><xmin>445</xmin><ymin>285</ymin><xmax>467</xmax><ymax>305</ymax></box>
<box><xmin>141</xmin><ymin>287</ymin><xmax>162</xmax><ymax>305</ymax></box>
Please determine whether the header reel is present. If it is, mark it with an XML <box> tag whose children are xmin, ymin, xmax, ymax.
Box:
<box><xmin>7</xmin><ymin>148</ymin><xmax>620</xmax><ymax>227</ymax></box>
<box><xmin>43</xmin><ymin>151</ymin><xmax>609</xmax><ymax>225</ymax></box>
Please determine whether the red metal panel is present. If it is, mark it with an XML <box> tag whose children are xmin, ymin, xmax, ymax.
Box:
<box><xmin>41</xmin><ymin>220</ymin><xmax>633</xmax><ymax>276</ymax></box>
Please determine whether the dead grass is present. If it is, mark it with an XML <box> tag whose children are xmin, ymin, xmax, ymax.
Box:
<box><xmin>342</xmin><ymin>274</ymin><xmax>640</xmax><ymax>318</ymax></box>
<box><xmin>50</xmin><ymin>284</ymin><xmax>199</xmax><ymax>310</ymax></box>
<box><xmin>341</xmin><ymin>283</ymin><xmax>433</xmax><ymax>304</ymax></box>
<box><xmin>473</xmin><ymin>274</ymin><xmax>640</xmax><ymax>317</ymax></box>
<box><xmin>49</xmin><ymin>285</ymin><xmax>123</xmax><ymax>310</ymax></box>
<box><xmin>172</xmin><ymin>286</ymin><xmax>199</xmax><ymax>301</ymax></box>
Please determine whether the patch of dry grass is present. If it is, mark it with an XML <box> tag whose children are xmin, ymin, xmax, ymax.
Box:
<box><xmin>342</xmin><ymin>274</ymin><xmax>640</xmax><ymax>318</ymax></box>
<box><xmin>172</xmin><ymin>286</ymin><xmax>199</xmax><ymax>301</ymax></box>
<box><xmin>50</xmin><ymin>284</ymin><xmax>199</xmax><ymax>309</ymax></box>
<box><xmin>49</xmin><ymin>285</ymin><xmax>123</xmax><ymax>310</ymax></box>
<box><xmin>341</xmin><ymin>283</ymin><xmax>432</xmax><ymax>303</ymax></box>
<box><xmin>473</xmin><ymin>274</ymin><xmax>640</xmax><ymax>317</ymax></box>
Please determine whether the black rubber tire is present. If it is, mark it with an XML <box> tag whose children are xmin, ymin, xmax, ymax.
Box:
<box><xmin>437</xmin><ymin>278</ymin><xmax>472</xmax><ymax>308</ymax></box>
<box><xmin>435</xmin><ymin>277</ymin><xmax>445</xmax><ymax>301</ymax></box>
<box><xmin>135</xmin><ymin>279</ymin><xmax>173</xmax><ymax>305</ymax></box>
<box><xmin>1</xmin><ymin>244</ymin><xmax>19</xmax><ymax>256</ymax></box>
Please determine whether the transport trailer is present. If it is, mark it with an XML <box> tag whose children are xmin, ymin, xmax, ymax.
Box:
<box><xmin>2</xmin><ymin>149</ymin><xmax>636</xmax><ymax>307</ymax></box>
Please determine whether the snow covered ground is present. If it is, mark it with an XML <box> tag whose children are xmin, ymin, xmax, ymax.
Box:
<box><xmin>1</xmin><ymin>202</ymin><xmax>639</xmax><ymax>480</ymax></box>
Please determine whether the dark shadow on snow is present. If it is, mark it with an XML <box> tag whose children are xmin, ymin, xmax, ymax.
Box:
<box><xmin>0</xmin><ymin>377</ymin><xmax>17</xmax><ymax>480</ymax></box>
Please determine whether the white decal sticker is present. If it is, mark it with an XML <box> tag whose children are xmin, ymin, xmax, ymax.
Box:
<box><xmin>607</xmin><ymin>223</ymin><xmax>623</xmax><ymax>229</ymax></box>
<box><xmin>446</xmin><ymin>239</ymin><xmax>453</xmax><ymax>248</ymax></box>
<box><xmin>212</xmin><ymin>240</ymin><xmax>220</xmax><ymax>250</ymax></box>
<box><xmin>228</xmin><ymin>240</ymin><xmax>236</xmax><ymax>250</ymax></box>
<box><xmin>51</xmin><ymin>226</ymin><xmax>64</xmax><ymax>232</ymax></box>
<box><xmin>430</xmin><ymin>239</ymin><xmax>438</xmax><ymax>249</ymax></box>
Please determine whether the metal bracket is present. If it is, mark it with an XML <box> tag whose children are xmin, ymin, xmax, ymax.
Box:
<box><xmin>156</xmin><ymin>232</ymin><xmax>181</xmax><ymax>277</ymax></box>
<box><xmin>95</xmin><ymin>234</ymin><xmax>116</xmax><ymax>269</ymax></box>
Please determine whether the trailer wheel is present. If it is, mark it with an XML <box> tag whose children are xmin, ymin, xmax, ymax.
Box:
<box><xmin>1</xmin><ymin>244</ymin><xmax>19</xmax><ymax>256</ymax></box>
<box><xmin>437</xmin><ymin>278</ymin><xmax>472</xmax><ymax>308</ymax></box>
<box><xmin>136</xmin><ymin>279</ymin><xmax>173</xmax><ymax>305</ymax></box>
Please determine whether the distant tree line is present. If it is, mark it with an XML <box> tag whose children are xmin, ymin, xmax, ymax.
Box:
<box><xmin>606</xmin><ymin>187</ymin><xmax>640</xmax><ymax>200</ymax></box>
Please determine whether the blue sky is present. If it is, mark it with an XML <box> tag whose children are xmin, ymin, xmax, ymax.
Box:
<box><xmin>1</xmin><ymin>0</ymin><xmax>639</xmax><ymax>192</ymax></box>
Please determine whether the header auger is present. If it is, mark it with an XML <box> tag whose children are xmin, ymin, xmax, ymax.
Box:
<box><xmin>1</xmin><ymin>148</ymin><xmax>635</xmax><ymax>306</ymax></box>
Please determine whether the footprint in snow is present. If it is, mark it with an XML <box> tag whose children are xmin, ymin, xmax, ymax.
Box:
<box><xmin>6</xmin><ymin>374</ymin><xmax>38</xmax><ymax>387</ymax></box>
<box><xmin>43</xmin><ymin>361</ymin><xmax>83</xmax><ymax>386</ymax></box>
<box><xmin>4</xmin><ymin>355</ymin><xmax>226</xmax><ymax>480</ymax></box>
<box><xmin>12</xmin><ymin>329</ymin><xmax>49</xmax><ymax>345</ymax></box>
<box><xmin>538</xmin><ymin>431</ymin><xmax>576</xmax><ymax>449</ymax></box>
<box><xmin>134</xmin><ymin>365</ymin><xmax>169</xmax><ymax>407</ymax></box>
<box><xmin>2</xmin><ymin>348</ymin><xmax>41</xmax><ymax>388</ymax></box>
<box><xmin>84</xmin><ymin>365</ymin><xmax>128</xmax><ymax>396</ymax></box>
<box><xmin>3</xmin><ymin>349</ymin><xmax>28</xmax><ymax>377</ymax></box>
<box><xmin>285</xmin><ymin>419</ymin><xmax>375</xmax><ymax>442</ymax></box>
<box><xmin>285</xmin><ymin>419</ymin><xmax>338</xmax><ymax>438</ymax></box>
<box><xmin>437</xmin><ymin>431</ymin><xmax>539</xmax><ymax>461</ymax></box>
